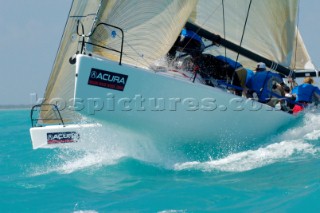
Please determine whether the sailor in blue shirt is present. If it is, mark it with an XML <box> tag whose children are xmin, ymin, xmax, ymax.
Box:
<box><xmin>291</xmin><ymin>77</ymin><xmax>320</xmax><ymax>103</ymax></box>
<box><xmin>206</xmin><ymin>55</ymin><xmax>254</xmax><ymax>96</ymax></box>
<box><xmin>168</xmin><ymin>28</ymin><xmax>204</xmax><ymax>59</ymax></box>
<box><xmin>251</xmin><ymin>62</ymin><xmax>285</xmax><ymax>105</ymax></box>
<box><xmin>232</xmin><ymin>66</ymin><xmax>254</xmax><ymax>97</ymax></box>
<box><xmin>291</xmin><ymin>77</ymin><xmax>320</xmax><ymax>114</ymax></box>
<box><xmin>292</xmin><ymin>77</ymin><xmax>320</xmax><ymax>104</ymax></box>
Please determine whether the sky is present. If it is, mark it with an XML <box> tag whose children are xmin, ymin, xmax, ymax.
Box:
<box><xmin>0</xmin><ymin>0</ymin><xmax>319</xmax><ymax>105</ymax></box>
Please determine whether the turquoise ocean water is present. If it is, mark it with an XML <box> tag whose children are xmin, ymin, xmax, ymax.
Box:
<box><xmin>1</xmin><ymin>109</ymin><xmax>319</xmax><ymax>212</ymax></box>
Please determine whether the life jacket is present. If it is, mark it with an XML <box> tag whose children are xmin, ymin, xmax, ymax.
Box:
<box><xmin>251</xmin><ymin>71</ymin><xmax>284</xmax><ymax>102</ymax></box>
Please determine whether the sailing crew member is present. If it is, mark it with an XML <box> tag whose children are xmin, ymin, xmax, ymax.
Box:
<box><xmin>251</xmin><ymin>62</ymin><xmax>286</xmax><ymax>107</ymax></box>
<box><xmin>168</xmin><ymin>28</ymin><xmax>204</xmax><ymax>60</ymax></box>
<box><xmin>233</xmin><ymin>66</ymin><xmax>254</xmax><ymax>97</ymax></box>
<box><xmin>284</xmin><ymin>85</ymin><xmax>296</xmax><ymax>114</ymax></box>
<box><xmin>214</xmin><ymin>55</ymin><xmax>253</xmax><ymax>96</ymax></box>
<box><xmin>291</xmin><ymin>76</ymin><xmax>320</xmax><ymax>114</ymax></box>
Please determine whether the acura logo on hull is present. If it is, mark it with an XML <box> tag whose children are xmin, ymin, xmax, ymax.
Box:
<box><xmin>88</xmin><ymin>68</ymin><xmax>128</xmax><ymax>91</ymax></box>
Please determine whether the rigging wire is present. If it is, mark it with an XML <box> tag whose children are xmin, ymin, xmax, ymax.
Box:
<box><xmin>89</xmin><ymin>0</ymin><xmax>103</xmax><ymax>35</ymax></box>
<box><xmin>76</xmin><ymin>20</ymin><xmax>86</xmax><ymax>54</ymax></box>
<box><xmin>221</xmin><ymin>0</ymin><xmax>231</xmax><ymax>83</ymax></box>
<box><xmin>229</xmin><ymin>0</ymin><xmax>252</xmax><ymax>85</ymax></box>
<box><xmin>293</xmin><ymin>0</ymin><xmax>300</xmax><ymax>72</ymax></box>
<box><xmin>235</xmin><ymin>0</ymin><xmax>252</xmax><ymax>64</ymax></box>
<box><xmin>222</xmin><ymin>0</ymin><xmax>227</xmax><ymax>60</ymax></box>
<box><xmin>181</xmin><ymin>2</ymin><xmax>221</xmax><ymax>53</ymax></box>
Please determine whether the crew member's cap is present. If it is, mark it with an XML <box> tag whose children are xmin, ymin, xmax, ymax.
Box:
<box><xmin>256</xmin><ymin>62</ymin><xmax>266</xmax><ymax>71</ymax></box>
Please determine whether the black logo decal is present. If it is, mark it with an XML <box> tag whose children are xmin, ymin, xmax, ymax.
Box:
<box><xmin>88</xmin><ymin>68</ymin><xmax>128</xmax><ymax>91</ymax></box>
<box><xmin>47</xmin><ymin>132</ymin><xmax>80</xmax><ymax>144</ymax></box>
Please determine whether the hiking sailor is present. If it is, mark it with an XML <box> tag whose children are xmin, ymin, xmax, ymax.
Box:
<box><xmin>291</xmin><ymin>76</ymin><xmax>320</xmax><ymax>114</ymax></box>
<box><xmin>232</xmin><ymin>66</ymin><xmax>254</xmax><ymax>97</ymax></box>
<box><xmin>251</xmin><ymin>62</ymin><xmax>286</xmax><ymax>107</ymax></box>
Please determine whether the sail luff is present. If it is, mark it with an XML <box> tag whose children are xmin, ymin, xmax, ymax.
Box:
<box><xmin>40</xmin><ymin>0</ymin><xmax>101</xmax><ymax>123</ymax></box>
<box><xmin>291</xmin><ymin>29</ymin><xmax>315</xmax><ymax>70</ymax></box>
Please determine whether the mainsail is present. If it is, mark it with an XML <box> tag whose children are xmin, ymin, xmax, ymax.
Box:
<box><xmin>188</xmin><ymin>0</ymin><xmax>313</xmax><ymax>71</ymax></box>
<box><xmin>40</xmin><ymin>0</ymin><xmax>315</xmax><ymax>123</ymax></box>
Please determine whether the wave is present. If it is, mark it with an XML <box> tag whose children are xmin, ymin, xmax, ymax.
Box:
<box><xmin>175</xmin><ymin>111</ymin><xmax>320</xmax><ymax>172</ymax></box>
<box><xmin>280</xmin><ymin>111</ymin><xmax>320</xmax><ymax>141</ymax></box>
<box><xmin>30</xmin><ymin>111</ymin><xmax>320</xmax><ymax>175</ymax></box>
<box><xmin>174</xmin><ymin>140</ymin><xmax>317</xmax><ymax>172</ymax></box>
<box><xmin>30</xmin><ymin>123</ymin><xmax>165</xmax><ymax>175</ymax></box>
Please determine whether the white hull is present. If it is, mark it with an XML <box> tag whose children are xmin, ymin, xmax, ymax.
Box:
<box><xmin>30</xmin><ymin>55</ymin><xmax>295</xmax><ymax>149</ymax></box>
<box><xmin>28</xmin><ymin>0</ymin><xmax>314</xmax><ymax>150</ymax></box>
<box><xmin>71</xmin><ymin>55</ymin><xmax>294</xmax><ymax>144</ymax></box>
<box><xmin>30</xmin><ymin>123</ymin><xmax>100</xmax><ymax>149</ymax></box>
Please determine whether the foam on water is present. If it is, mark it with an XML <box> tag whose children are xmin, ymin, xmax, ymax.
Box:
<box><xmin>30</xmin><ymin>122</ymin><xmax>164</xmax><ymax>175</ymax></box>
<box><xmin>31</xmin><ymin>111</ymin><xmax>320</xmax><ymax>175</ymax></box>
<box><xmin>73</xmin><ymin>210</ymin><xmax>98</xmax><ymax>213</ymax></box>
<box><xmin>281</xmin><ymin>111</ymin><xmax>320</xmax><ymax>141</ymax></box>
<box><xmin>175</xmin><ymin>111</ymin><xmax>320</xmax><ymax>172</ymax></box>
<box><xmin>174</xmin><ymin>140</ymin><xmax>317</xmax><ymax>172</ymax></box>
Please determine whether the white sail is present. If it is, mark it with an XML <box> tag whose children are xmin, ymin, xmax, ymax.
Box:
<box><xmin>40</xmin><ymin>0</ymin><xmax>314</xmax><ymax>124</ymax></box>
<box><xmin>89</xmin><ymin>0</ymin><xmax>198</xmax><ymax>68</ymax></box>
<box><xmin>41</xmin><ymin>0</ymin><xmax>101</xmax><ymax>123</ymax></box>
<box><xmin>86</xmin><ymin>0</ymin><xmax>313</xmax><ymax>71</ymax></box>
<box><xmin>291</xmin><ymin>30</ymin><xmax>315</xmax><ymax>70</ymax></box>
<box><xmin>189</xmin><ymin>0</ymin><xmax>311</xmax><ymax>71</ymax></box>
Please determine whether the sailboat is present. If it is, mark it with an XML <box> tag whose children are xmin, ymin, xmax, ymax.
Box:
<box><xmin>30</xmin><ymin>0</ymin><xmax>318</xmax><ymax>149</ymax></box>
